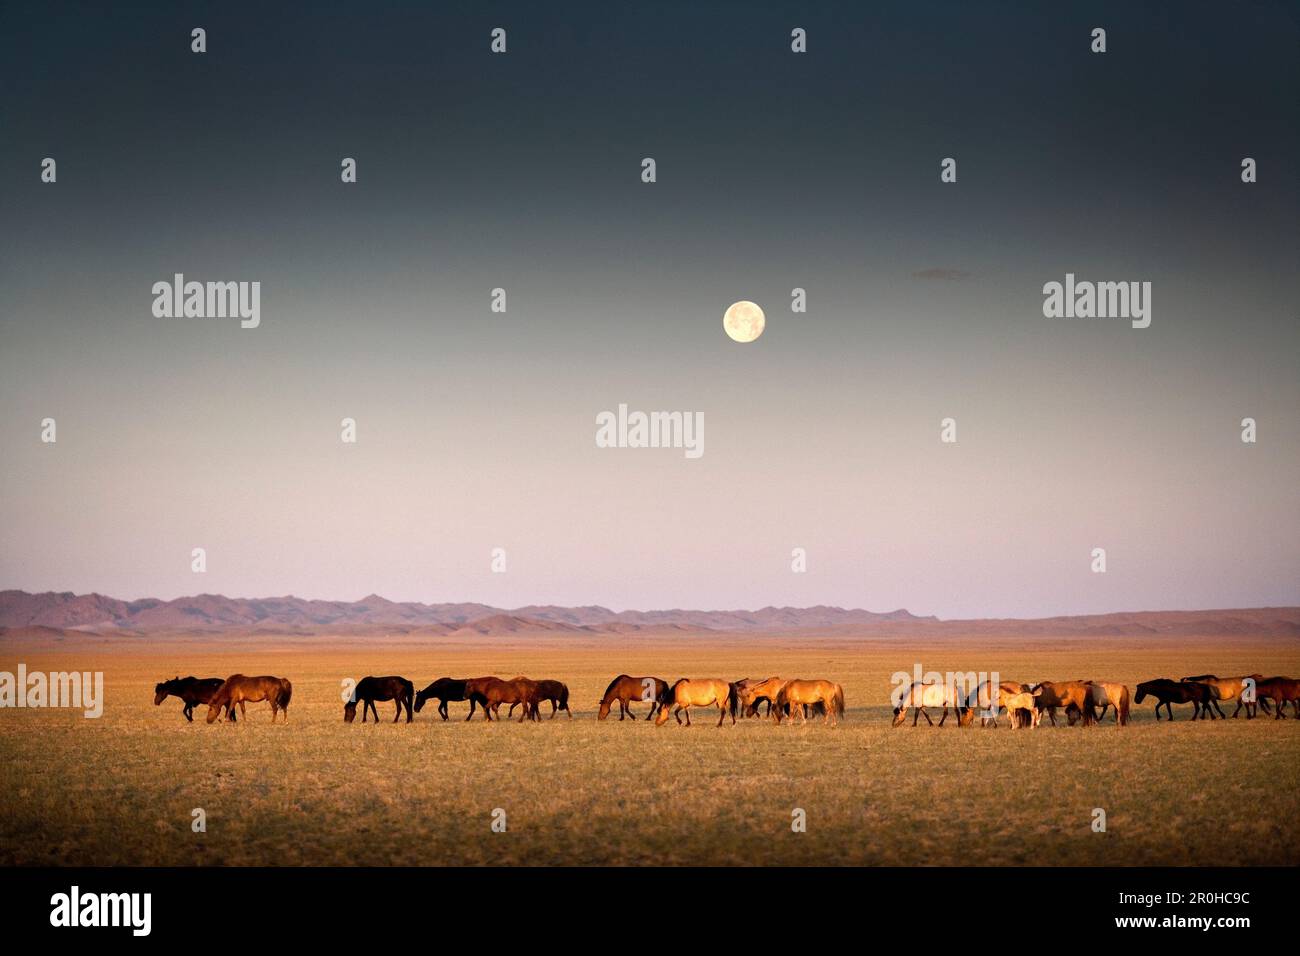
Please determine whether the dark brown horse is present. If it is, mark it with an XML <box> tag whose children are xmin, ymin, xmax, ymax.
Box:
<box><xmin>205</xmin><ymin>675</ymin><xmax>293</xmax><ymax>724</ymax></box>
<box><xmin>414</xmin><ymin>678</ymin><xmax>470</xmax><ymax>720</ymax></box>
<box><xmin>153</xmin><ymin>676</ymin><xmax>224</xmax><ymax>722</ymax></box>
<box><xmin>1255</xmin><ymin>677</ymin><xmax>1300</xmax><ymax>719</ymax></box>
<box><xmin>1181</xmin><ymin>675</ymin><xmax>1270</xmax><ymax>718</ymax></box>
<box><xmin>508</xmin><ymin>678</ymin><xmax>571</xmax><ymax>719</ymax></box>
<box><xmin>597</xmin><ymin>675</ymin><xmax>668</xmax><ymax>721</ymax></box>
<box><xmin>1135</xmin><ymin>679</ymin><xmax>1215</xmax><ymax>720</ymax></box>
<box><xmin>345</xmin><ymin>676</ymin><xmax>413</xmax><ymax>723</ymax></box>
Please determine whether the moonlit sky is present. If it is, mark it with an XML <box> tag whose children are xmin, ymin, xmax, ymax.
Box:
<box><xmin>1</xmin><ymin>1</ymin><xmax>1297</xmax><ymax>618</ymax></box>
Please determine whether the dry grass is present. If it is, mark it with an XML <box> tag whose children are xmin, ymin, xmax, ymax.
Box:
<box><xmin>1</xmin><ymin>632</ymin><xmax>1297</xmax><ymax>866</ymax></box>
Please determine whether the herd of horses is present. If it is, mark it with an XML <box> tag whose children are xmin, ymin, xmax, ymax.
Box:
<box><xmin>892</xmin><ymin>674</ymin><xmax>1300</xmax><ymax>729</ymax></box>
<box><xmin>152</xmin><ymin>671</ymin><xmax>1300</xmax><ymax>728</ymax></box>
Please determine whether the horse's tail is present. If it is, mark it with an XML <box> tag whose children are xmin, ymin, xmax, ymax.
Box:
<box><xmin>559</xmin><ymin>683</ymin><xmax>570</xmax><ymax>708</ymax></box>
<box><xmin>1118</xmin><ymin>685</ymin><xmax>1130</xmax><ymax>726</ymax></box>
<box><xmin>833</xmin><ymin>684</ymin><xmax>845</xmax><ymax>719</ymax></box>
<box><xmin>279</xmin><ymin>680</ymin><xmax>293</xmax><ymax>709</ymax></box>
<box><xmin>727</xmin><ymin>682</ymin><xmax>739</xmax><ymax>719</ymax></box>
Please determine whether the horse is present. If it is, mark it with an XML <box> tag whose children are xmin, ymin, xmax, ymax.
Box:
<box><xmin>414</xmin><ymin>678</ymin><xmax>470</xmax><ymax>720</ymax></box>
<box><xmin>1135</xmin><ymin>679</ymin><xmax>1215</xmax><ymax>721</ymax></box>
<box><xmin>1181</xmin><ymin>674</ymin><xmax>1269</xmax><ymax>718</ymax></box>
<box><xmin>205</xmin><ymin>675</ymin><xmax>292</xmax><ymax>724</ymax></box>
<box><xmin>1030</xmin><ymin>680</ymin><xmax>1092</xmax><ymax>726</ymax></box>
<box><xmin>735</xmin><ymin>677</ymin><xmax>784</xmax><ymax>718</ymax></box>
<box><xmin>654</xmin><ymin>678</ymin><xmax>736</xmax><ymax>727</ymax></box>
<box><xmin>1255</xmin><ymin>677</ymin><xmax>1300</xmax><ymax>719</ymax></box>
<box><xmin>513</xmin><ymin>678</ymin><xmax>571</xmax><ymax>719</ymax></box>
<box><xmin>964</xmin><ymin>680</ymin><xmax>1034</xmax><ymax>728</ymax></box>
<box><xmin>344</xmin><ymin>675</ymin><xmax>413</xmax><ymax>724</ymax></box>
<box><xmin>1084</xmin><ymin>682</ymin><xmax>1130</xmax><ymax>727</ymax></box>
<box><xmin>774</xmin><ymin>679</ymin><xmax>844</xmax><ymax>725</ymax></box>
<box><xmin>597</xmin><ymin>675</ymin><xmax>668</xmax><ymax>721</ymax></box>
<box><xmin>892</xmin><ymin>680</ymin><xmax>965</xmax><ymax>727</ymax></box>
<box><xmin>153</xmin><ymin>676</ymin><xmax>224</xmax><ymax>722</ymax></box>
<box><xmin>465</xmin><ymin>677</ymin><xmax>537</xmax><ymax>722</ymax></box>
<box><xmin>1002</xmin><ymin>691</ymin><xmax>1039</xmax><ymax>728</ymax></box>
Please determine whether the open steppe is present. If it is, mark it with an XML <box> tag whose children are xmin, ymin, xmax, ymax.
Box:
<box><xmin>1</xmin><ymin>630</ymin><xmax>1297</xmax><ymax>866</ymax></box>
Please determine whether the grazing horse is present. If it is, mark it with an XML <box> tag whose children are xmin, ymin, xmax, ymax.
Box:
<box><xmin>1030</xmin><ymin>680</ymin><xmax>1092</xmax><ymax>726</ymax></box>
<box><xmin>344</xmin><ymin>675</ymin><xmax>414</xmax><ymax>724</ymax></box>
<box><xmin>735</xmin><ymin>677</ymin><xmax>785</xmax><ymax>718</ymax></box>
<box><xmin>1181</xmin><ymin>675</ymin><xmax>1269</xmax><ymax>718</ymax></box>
<box><xmin>892</xmin><ymin>681</ymin><xmax>965</xmax><ymax>727</ymax></box>
<box><xmin>153</xmin><ymin>676</ymin><xmax>224</xmax><ymax>722</ymax></box>
<box><xmin>774</xmin><ymin>679</ymin><xmax>845</xmax><ymax>725</ymax></box>
<box><xmin>1255</xmin><ymin>677</ymin><xmax>1300</xmax><ymax>719</ymax></box>
<box><xmin>414</xmin><ymin>678</ymin><xmax>470</xmax><ymax>720</ymax></box>
<box><xmin>1136</xmin><ymin>679</ymin><xmax>1215</xmax><ymax>720</ymax></box>
<box><xmin>1002</xmin><ymin>691</ymin><xmax>1039</xmax><ymax>728</ymax></box>
<box><xmin>1084</xmin><ymin>682</ymin><xmax>1130</xmax><ymax>727</ymax></box>
<box><xmin>205</xmin><ymin>675</ymin><xmax>292</xmax><ymax>724</ymax></box>
<box><xmin>655</xmin><ymin>678</ymin><xmax>736</xmax><ymax>727</ymax></box>
<box><xmin>597</xmin><ymin>675</ymin><xmax>668</xmax><ymax>721</ymax></box>
<box><xmin>514</xmin><ymin>678</ymin><xmax>571</xmax><ymax>719</ymax></box>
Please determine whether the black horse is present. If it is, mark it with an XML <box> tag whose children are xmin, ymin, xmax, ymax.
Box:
<box><xmin>1136</xmin><ymin>678</ymin><xmax>1214</xmax><ymax>720</ymax></box>
<box><xmin>413</xmin><ymin>677</ymin><xmax>470</xmax><ymax>721</ymax></box>
<box><xmin>154</xmin><ymin>676</ymin><xmax>225</xmax><ymax>722</ymax></box>
<box><xmin>345</xmin><ymin>676</ymin><xmax>414</xmax><ymax>723</ymax></box>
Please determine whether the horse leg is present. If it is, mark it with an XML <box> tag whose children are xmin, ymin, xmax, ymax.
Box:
<box><xmin>393</xmin><ymin>700</ymin><xmax>401</xmax><ymax>723</ymax></box>
<box><xmin>440</xmin><ymin>700</ymin><xmax>449</xmax><ymax>721</ymax></box>
<box><xmin>939</xmin><ymin>705</ymin><xmax>948</xmax><ymax>727</ymax></box>
<box><xmin>683</xmin><ymin>707</ymin><xmax>691</xmax><ymax>727</ymax></box>
<box><xmin>716</xmin><ymin>702</ymin><xmax>726</xmax><ymax>727</ymax></box>
<box><xmin>184</xmin><ymin>702</ymin><xmax>193</xmax><ymax>722</ymax></box>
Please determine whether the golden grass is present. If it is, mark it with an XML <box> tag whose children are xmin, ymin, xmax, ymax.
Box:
<box><xmin>1</xmin><ymin>633</ymin><xmax>1297</xmax><ymax>866</ymax></box>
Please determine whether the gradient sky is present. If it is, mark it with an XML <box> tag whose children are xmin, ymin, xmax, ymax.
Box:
<box><xmin>1</xmin><ymin>1</ymin><xmax>1297</xmax><ymax>618</ymax></box>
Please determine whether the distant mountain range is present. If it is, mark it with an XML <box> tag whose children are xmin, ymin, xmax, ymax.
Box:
<box><xmin>1</xmin><ymin>590</ymin><xmax>1298</xmax><ymax>638</ymax></box>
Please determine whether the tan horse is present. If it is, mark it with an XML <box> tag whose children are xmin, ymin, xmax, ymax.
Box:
<box><xmin>1002</xmin><ymin>691</ymin><xmax>1039</xmax><ymax>728</ymax></box>
<box><xmin>965</xmin><ymin>680</ymin><xmax>1034</xmax><ymax>728</ymax></box>
<box><xmin>775</xmin><ymin>679</ymin><xmax>844</xmax><ymax>725</ymax></box>
<box><xmin>892</xmin><ymin>681</ymin><xmax>964</xmax><ymax>727</ymax></box>
<box><xmin>735</xmin><ymin>677</ymin><xmax>785</xmax><ymax>718</ymax></box>
<box><xmin>1182</xmin><ymin>674</ymin><xmax>1268</xmax><ymax>718</ymax></box>
<box><xmin>1084</xmin><ymin>682</ymin><xmax>1131</xmax><ymax>727</ymax></box>
<box><xmin>205</xmin><ymin>675</ymin><xmax>292</xmax><ymax>724</ymax></box>
<box><xmin>655</xmin><ymin>679</ymin><xmax>736</xmax><ymax>727</ymax></box>
<box><xmin>1030</xmin><ymin>680</ymin><xmax>1092</xmax><ymax>726</ymax></box>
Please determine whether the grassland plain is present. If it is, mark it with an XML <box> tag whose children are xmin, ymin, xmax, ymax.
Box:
<box><xmin>1</xmin><ymin>631</ymin><xmax>1297</xmax><ymax>866</ymax></box>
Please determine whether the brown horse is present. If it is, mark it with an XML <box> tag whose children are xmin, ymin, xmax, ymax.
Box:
<box><xmin>153</xmin><ymin>676</ymin><xmax>224</xmax><ymax>722</ymax></box>
<box><xmin>414</xmin><ymin>678</ymin><xmax>470</xmax><ymax>720</ymax></box>
<box><xmin>964</xmin><ymin>680</ymin><xmax>1034</xmax><ymax>728</ymax></box>
<box><xmin>1030</xmin><ymin>680</ymin><xmax>1092</xmax><ymax>726</ymax></box>
<box><xmin>655</xmin><ymin>678</ymin><xmax>736</xmax><ymax>727</ymax></box>
<box><xmin>1182</xmin><ymin>674</ymin><xmax>1269</xmax><ymax>718</ymax></box>
<box><xmin>465</xmin><ymin>677</ymin><xmax>537</xmax><ymax>722</ymax></box>
<box><xmin>205</xmin><ymin>675</ymin><xmax>292</xmax><ymax>724</ymax></box>
<box><xmin>511</xmin><ymin>678</ymin><xmax>570</xmax><ymax>719</ymax></box>
<box><xmin>1135</xmin><ymin>679</ymin><xmax>1215</xmax><ymax>720</ymax></box>
<box><xmin>597</xmin><ymin>675</ymin><xmax>668</xmax><ymax>721</ymax></box>
<box><xmin>344</xmin><ymin>676</ymin><xmax>414</xmax><ymax>723</ymax></box>
<box><xmin>774</xmin><ymin>679</ymin><xmax>844</xmax><ymax>725</ymax></box>
<box><xmin>1255</xmin><ymin>677</ymin><xmax>1300</xmax><ymax>719</ymax></box>
<box><xmin>735</xmin><ymin>677</ymin><xmax>785</xmax><ymax>718</ymax></box>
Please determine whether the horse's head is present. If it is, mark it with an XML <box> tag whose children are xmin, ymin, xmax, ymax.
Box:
<box><xmin>1134</xmin><ymin>684</ymin><xmax>1149</xmax><ymax>704</ymax></box>
<box><xmin>596</xmin><ymin>698</ymin><xmax>611</xmax><ymax>720</ymax></box>
<box><xmin>413</xmin><ymin>691</ymin><xmax>428</xmax><ymax>713</ymax></box>
<box><xmin>343</xmin><ymin>701</ymin><xmax>358</xmax><ymax>723</ymax></box>
<box><xmin>654</xmin><ymin>702</ymin><xmax>672</xmax><ymax>726</ymax></box>
<box><xmin>204</xmin><ymin>701</ymin><xmax>224</xmax><ymax>724</ymax></box>
<box><xmin>153</xmin><ymin>681</ymin><xmax>170</xmax><ymax>705</ymax></box>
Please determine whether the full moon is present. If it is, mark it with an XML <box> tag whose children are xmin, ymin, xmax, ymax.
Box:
<box><xmin>723</xmin><ymin>300</ymin><xmax>765</xmax><ymax>343</ymax></box>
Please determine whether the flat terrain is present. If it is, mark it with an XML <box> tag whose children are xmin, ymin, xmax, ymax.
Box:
<box><xmin>1</xmin><ymin>631</ymin><xmax>1297</xmax><ymax>866</ymax></box>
